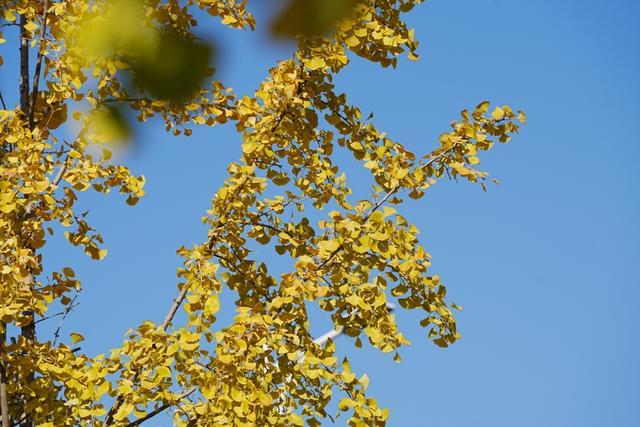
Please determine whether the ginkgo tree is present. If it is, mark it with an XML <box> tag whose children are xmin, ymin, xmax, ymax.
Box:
<box><xmin>0</xmin><ymin>0</ymin><xmax>525</xmax><ymax>426</ymax></box>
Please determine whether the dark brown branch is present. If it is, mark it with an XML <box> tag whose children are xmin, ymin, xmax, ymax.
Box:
<box><xmin>18</xmin><ymin>13</ymin><xmax>35</xmax><ymax>427</ymax></box>
<box><xmin>100</xmin><ymin>97</ymin><xmax>142</xmax><ymax>104</ymax></box>
<box><xmin>248</xmin><ymin>221</ymin><xmax>289</xmax><ymax>236</ymax></box>
<box><xmin>19</xmin><ymin>14</ymin><xmax>30</xmax><ymax>115</ymax></box>
<box><xmin>211</xmin><ymin>252</ymin><xmax>236</xmax><ymax>267</ymax></box>
<box><xmin>10</xmin><ymin>414</ymin><xmax>27</xmax><ymax>427</ymax></box>
<box><xmin>123</xmin><ymin>389</ymin><xmax>195</xmax><ymax>427</ymax></box>
<box><xmin>28</xmin><ymin>0</ymin><xmax>49</xmax><ymax>129</ymax></box>
<box><xmin>33</xmin><ymin>308</ymin><xmax>67</xmax><ymax>325</ymax></box>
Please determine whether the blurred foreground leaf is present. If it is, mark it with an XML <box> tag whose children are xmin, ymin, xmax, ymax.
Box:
<box><xmin>272</xmin><ymin>0</ymin><xmax>363</xmax><ymax>38</ymax></box>
<box><xmin>130</xmin><ymin>30</ymin><xmax>215</xmax><ymax>101</ymax></box>
<box><xmin>74</xmin><ymin>0</ymin><xmax>216</xmax><ymax>102</ymax></box>
<box><xmin>86</xmin><ymin>105</ymin><xmax>130</xmax><ymax>145</ymax></box>
<box><xmin>76</xmin><ymin>0</ymin><xmax>152</xmax><ymax>58</ymax></box>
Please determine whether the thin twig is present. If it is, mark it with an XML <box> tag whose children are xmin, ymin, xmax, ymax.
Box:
<box><xmin>366</xmin><ymin>146</ymin><xmax>458</xmax><ymax>220</ymax></box>
<box><xmin>101</xmin><ymin>97</ymin><xmax>142</xmax><ymax>104</ymax></box>
<box><xmin>33</xmin><ymin>301</ymin><xmax>80</xmax><ymax>326</ymax></box>
<box><xmin>50</xmin><ymin>136</ymin><xmax>80</xmax><ymax>188</ymax></box>
<box><xmin>123</xmin><ymin>389</ymin><xmax>195</xmax><ymax>427</ymax></box>
<box><xmin>318</xmin><ymin>145</ymin><xmax>459</xmax><ymax>270</ymax></box>
<box><xmin>52</xmin><ymin>293</ymin><xmax>80</xmax><ymax>347</ymax></box>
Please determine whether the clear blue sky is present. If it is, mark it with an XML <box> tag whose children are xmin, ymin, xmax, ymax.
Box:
<box><xmin>2</xmin><ymin>0</ymin><xmax>639</xmax><ymax>425</ymax></box>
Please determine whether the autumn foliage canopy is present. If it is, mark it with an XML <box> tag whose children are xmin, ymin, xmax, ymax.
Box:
<box><xmin>0</xmin><ymin>0</ymin><xmax>525</xmax><ymax>425</ymax></box>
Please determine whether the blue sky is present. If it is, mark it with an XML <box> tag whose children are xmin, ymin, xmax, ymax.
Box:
<box><xmin>2</xmin><ymin>0</ymin><xmax>639</xmax><ymax>425</ymax></box>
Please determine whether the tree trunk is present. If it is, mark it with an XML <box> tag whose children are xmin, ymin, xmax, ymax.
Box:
<box><xmin>18</xmin><ymin>14</ymin><xmax>35</xmax><ymax>427</ymax></box>
<box><xmin>19</xmin><ymin>14</ymin><xmax>30</xmax><ymax>116</ymax></box>
<box><xmin>0</xmin><ymin>324</ymin><xmax>9</xmax><ymax>427</ymax></box>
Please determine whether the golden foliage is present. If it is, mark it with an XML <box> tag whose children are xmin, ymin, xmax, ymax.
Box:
<box><xmin>0</xmin><ymin>0</ymin><xmax>524</xmax><ymax>425</ymax></box>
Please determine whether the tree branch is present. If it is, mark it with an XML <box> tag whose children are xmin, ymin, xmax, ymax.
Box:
<box><xmin>52</xmin><ymin>294</ymin><xmax>80</xmax><ymax>347</ymax></box>
<box><xmin>160</xmin><ymin>287</ymin><xmax>188</xmax><ymax>332</ymax></box>
<box><xmin>28</xmin><ymin>0</ymin><xmax>49</xmax><ymax>130</ymax></box>
<box><xmin>18</xmin><ymin>13</ymin><xmax>36</xmax><ymax>427</ymax></box>
<box><xmin>365</xmin><ymin>145</ymin><xmax>458</xmax><ymax>221</ymax></box>
<box><xmin>106</xmin><ymin>94</ymin><xmax>293</xmax><ymax>426</ymax></box>
<box><xmin>319</xmin><ymin>144</ymin><xmax>460</xmax><ymax>270</ymax></box>
<box><xmin>19</xmin><ymin>14</ymin><xmax>29</xmax><ymax>116</ymax></box>
<box><xmin>123</xmin><ymin>389</ymin><xmax>195</xmax><ymax>427</ymax></box>
<box><xmin>0</xmin><ymin>323</ymin><xmax>10</xmax><ymax>427</ymax></box>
